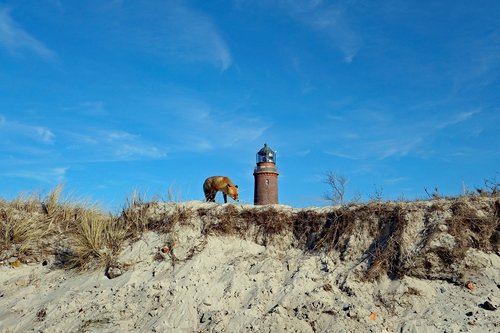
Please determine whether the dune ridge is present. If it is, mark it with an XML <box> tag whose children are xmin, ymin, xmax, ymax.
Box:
<box><xmin>1</xmin><ymin>196</ymin><xmax>499</xmax><ymax>332</ymax></box>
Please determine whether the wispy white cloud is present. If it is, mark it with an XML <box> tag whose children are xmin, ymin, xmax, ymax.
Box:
<box><xmin>114</xmin><ymin>1</ymin><xmax>232</xmax><ymax>71</ymax></box>
<box><xmin>0</xmin><ymin>114</ymin><xmax>55</xmax><ymax>145</ymax></box>
<box><xmin>162</xmin><ymin>98</ymin><xmax>270</xmax><ymax>152</ymax></box>
<box><xmin>323</xmin><ymin>150</ymin><xmax>361</xmax><ymax>160</ymax></box>
<box><xmin>277</xmin><ymin>0</ymin><xmax>362</xmax><ymax>63</ymax></box>
<box><xmin>162</xmin><ymin>2</ymin><xmax>232</xmax><ymax>70</ymax></box>
<box><xmin>434</xmin><ymin>109</ymin><xmax>481</xmax><ymax>129</ymax></box>
<box><xmin>449</xmin><ymin>30</ymin><xmax>500</xmax><ymax>95</ymax></box>
<box><xmin>36</xmin><ymin>127</ymin><xmax>55</xmax><ymax>144</ymax></box>
<box><xmin>105</xmin><ymin>130</ymin><xmax>167</xmax><ymax>159</ymax></box>
<box><xmin>0</xmin><ymin>166</ymin><xmax>67</xmax><ymax>183</ymax></box>
<box><xmin>61</xmin><ymin>101</ymin><xmax>107</xmax><ymax>116</ymax></box>
<box><xmin>383</xmin><ymin>177</ymin><xmax>406</xmax><ymax>185</ymax></box>
<box><xmin>324</xmin><ymin>137</ymin><xmax>423</xmax><ymax>161</ymax></box>
<box><xmin>1</xmin><ymin>112</ymin><xmax>166</xmax><ymax>163</ymax></box>
<box><xmin>0</xmin><ymin>7</ymin><xmax>55</xmax><ymax>59</ymax></box>
<box><xmin>317</xmin><ymin>106</ymin><xmax>483</xmax><ymax>161</ymax></box>
<box><xmin>375</xmin><ymin>138</ymin><xmax>423</xmax><ymax>160</ymax></box>
<box><xmin>65</xmin><ymin>128</ymin><xmax>167</xmax><ymax>161</ymax></box>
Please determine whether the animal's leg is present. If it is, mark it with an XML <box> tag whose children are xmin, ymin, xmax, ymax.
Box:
<box><xmin>206</xmin><ymin>191</ymin><xmax>216</xmax><ymax>202</ymax></box>
<box><xmin>223</xmin><ymin>193</ymin><xmax>227</xmax><ymax>203</ymax></box>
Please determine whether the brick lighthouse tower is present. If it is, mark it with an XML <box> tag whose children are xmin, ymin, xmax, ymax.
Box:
<box><xmin>254</xmin><ymin>143</ymin><xmax>279</xmax><ymax>205</ymax></box>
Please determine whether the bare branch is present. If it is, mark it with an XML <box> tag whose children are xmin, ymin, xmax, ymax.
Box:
<box><xmin>323</xmin><ymin>171</ymin><xmax>348</xmax><ymax>205</ymax></box>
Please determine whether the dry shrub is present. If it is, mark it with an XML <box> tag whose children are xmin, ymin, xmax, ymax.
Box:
<box><xmin>0</xmin><ymin>207</ymin><xmax>51</xmax><ymax>257</ymax></box>
<box><xmin>42</xmin><ymin>185</ymin><xmax>63</xmax><ymax>216</ymax></box>
<box><xmin>147</xmin><ymin>204</ymin><xmax>194</xmax><ymax>234</ymax></box>
<box><xmin>120</xmin><ymin>204</ymin><xmax>151</xmax><ymax>237</ymax></box>
<box><xmin>240</xmin><ymin>207</ymin><xmax>292</xmax><ymax>245</ymax></box>
<box><xmin>292</xmin><ymin>210</ymin><xmax>325</xmax><ymax>248</ymax></box>
<box><xmin>200</xmin><ymin>205</ymin><xmax>293</xmax><ymax>246</ymax></box>
<box><xmin>363</xmin><ymin>198</ymin><xmax>500</xmax><ymax>282</ymax></box>
<box><xmin>202</xmin><ymin>204</ymin><xmax>245</xmax><ymax>236</ymax></box>
<box><xmin>0</xmin><ymin>188</ymin><xmax>68</xmax><ymax>259</ymax></box>
<box><xmin>167</xmin><ymin>205</ymin><xmax>194</xmax><ymax>226</ymax></box>
<box><xmin>6</xmin><ymin>192</ymin><xmax>43</xmax><ymax>214</ymax></box>
<box><xmin>65</xmin><ymin>216</ymin><xmax>126</xmax><ymax>269</ymax></box>
<box><xmin>119</xmin><ymin>191</ymin><xmax>160</xmax><ymax>238</ymax></box>
<box><xmin>447</xmin><ymin>199</ymin><xmax>499</xmax><ymax>252</ymax></box>
<box><xmin>0</xmin><ymin>186</ymin><xmax>121</xmax><ymax>268</ymax></box>
<box><xmin>293</xmin><ymin>208</ymin><xmax>356</xmax><ymax>253</ymax></box>
<box><xmin>364</xmin><ymin>205</ymin><xmax>408</xmax><ymax>281</ymax></box>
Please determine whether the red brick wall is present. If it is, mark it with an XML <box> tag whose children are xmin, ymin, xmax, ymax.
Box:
<box><xmin>254</xmin><ymin>172</ymin><xmax>278</xmax><ymax>205</ymax></box>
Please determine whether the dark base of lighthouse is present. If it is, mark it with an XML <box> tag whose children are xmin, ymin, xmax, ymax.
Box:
<box><xmin>253</xmin><ymin>173</ymin><xmax>278</xmax><ymax>205</ymax></box>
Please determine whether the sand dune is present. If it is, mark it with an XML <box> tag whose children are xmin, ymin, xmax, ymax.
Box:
<box><xmin>1</xmin><ymin>198</ymin><xmax>499</xmax><ymax>332</ymax></box>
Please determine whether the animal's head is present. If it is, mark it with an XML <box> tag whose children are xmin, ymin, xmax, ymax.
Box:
<box><xmin>227</xmin><ymin>184</ymin><xmax>239</xmax><ymax>201</ymax></box>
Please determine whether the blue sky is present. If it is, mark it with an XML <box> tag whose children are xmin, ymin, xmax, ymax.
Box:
<box><xmin>1</xmin><ymin>0</ymin><xmax>499</xmax><ymax>211</ymax></box>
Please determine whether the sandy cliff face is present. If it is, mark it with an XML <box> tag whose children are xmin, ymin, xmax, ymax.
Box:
<box><xmin>1</xmin><ymin>197</ymin><xmax>498</xmax><ymax>332</ymax></box>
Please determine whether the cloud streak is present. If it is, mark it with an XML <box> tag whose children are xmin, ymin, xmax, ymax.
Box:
<box><xmin>276</xmin><ymin>0</ymin><xmax>362</xmax><ymax>63</ymax></box>
<box><xmin>161</xmin><ymin>98</ymin><xmax>270</xmax><ymax>153</ymax></box>
<box><xmin>318</xmin><ymin>107</ymin><xmax>483</xmax><ymax>161</ymax></box>
<box><xmin>434</xmin><ymin>109</ymin><xmax>481</xmax><ymax>129</ymax></box>
<box><xmin>0</xmin><ymin>166</ymin><xmax>67</xmax><ymax>183</ymax></box>
<box><xmin>0</xmin><ymin>8</ymin><xmax>55</xmax><ymax>59</ymax></box>
<box><xmin>0</xmin><ymin>115</ymin><xmax>55</xmax><ymax>145</ymax></box>
<box><xmin>64</xmin><ymin>128</ymin><xmax>168</xmax><ymax>161</ymax></box>
<box><xmin>113</xmin><ymin>1</ymin><xmax>232</xmax><ymax>71</ymax></box>
<box><xmin>161</xmin><ymin>2</ymin><xmax>232</xmax><ymax>70</ymax></box>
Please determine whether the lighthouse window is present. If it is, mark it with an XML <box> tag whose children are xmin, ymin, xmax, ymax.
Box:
<box><xmin>265</xmin><ymin>179</ymin><xmax>269</xmax><ymax>186</ymax></box>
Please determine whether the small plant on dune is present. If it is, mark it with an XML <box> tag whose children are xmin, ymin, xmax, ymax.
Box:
<box><xmin>42</xmin><ymin>184</ymin><xmax>63</xmax><ymax>216</ymax></box>
<box><xmin>129</xmin><ymin>190</ymin><xmax>147</xmax><ymax>208</ymax></box>
<box><xmin>475</xmin><ymin>175</ymin><xmax>499</xmax><ymax>197</ymax></box>
<box><xmin>119</xmin><ymin>190</ymin><xmax>152</xmax><ymax>237</ymax></box>
<box><xmin>0</xmin><ymin>190</ymin><xmax>59</xmax><ymax>258</ymax></box>
<box><xmin>66</xmin><ymin>215</ymin><xmax>126</xmax><ymax>269</ymax></box>
<box><xmin>369</xmin><ymin>185</ymin><xmax>384</xmax><ymax>202</ymax></box>
<box><xmin>0</xmin><ymin>208</ymin><xmax>49</xmax><ymax>256</ymax></box>
<box><xmin>447</xmin><ymin>199</ymin><xmax>499</xmax><ymax>253</ymax></box>
<box><xmin>166</xmin><ymin>185</ymin><xmax>182</xmax><ymax>202</ymax></box>
<box><xmin>424</xmin><ymin>186</ymin><xmax>441</xmax><ymax>199</ymax></box>
<box><xmin>7</xmin><ymin>192</ymin><xmax>43</xmax><ymax>213</ymax></box>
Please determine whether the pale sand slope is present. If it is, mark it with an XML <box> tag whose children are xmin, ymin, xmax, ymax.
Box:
<box><xmin>0</xmin><ymin>200</ymin><xmax>499</xmax><ymax>332</ymax></box>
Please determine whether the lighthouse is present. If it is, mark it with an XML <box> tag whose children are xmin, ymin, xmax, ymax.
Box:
<box><xmin>253</xmin><ymin>143</ymin><xmax>279</xmax><ymax>205</ymax></box>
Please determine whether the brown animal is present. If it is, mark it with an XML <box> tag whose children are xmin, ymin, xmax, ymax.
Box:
<box><xmin>203</xmin><ymin>176</ymin><xmax>239</xmax><ymax>203</ymax></box>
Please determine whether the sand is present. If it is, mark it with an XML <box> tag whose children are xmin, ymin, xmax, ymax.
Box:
<box><xmin>1</xmin><ymin>200</ymin><xmax>499</xmax><ymax>332</ymax></box>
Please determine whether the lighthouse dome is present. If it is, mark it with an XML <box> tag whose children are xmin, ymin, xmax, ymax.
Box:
<box><xmin>256</xmin><ymin>143</ymin><xmax>276</xmax><ymax>163</ymax></box>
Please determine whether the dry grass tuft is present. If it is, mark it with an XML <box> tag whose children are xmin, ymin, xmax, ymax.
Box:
<box><xmin>64</xmin><ymin>216</ymin><xmax>126</xmax><ymax>269</ymax></box>
<box><xmin>0</xmin><ymin>207</ymin><xmax>50</xmax><ymax>257</ymax></box>
<box><xmin>0</xmin><ymin>186</ymin><xmax>122</xmax><ymax>269</ymax></box>
<box><xmin>42</xmin><ymin>185</ymin><xmax>63</xmax><ymax>216</ymax></box>
<box><xmin>447</xmin><ymin>199</ymin><xmax>499</xmax><ymax>252</ymax></box>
